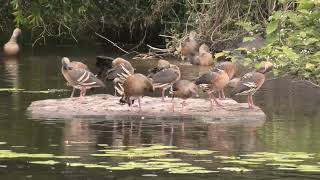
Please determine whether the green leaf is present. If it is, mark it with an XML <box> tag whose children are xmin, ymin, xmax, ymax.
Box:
<box><xmin>243</xmin><ymin>36</ymin><xmax>255</xmax><ymax>42</ymax></box>
<box><xmin>305</xmin><ymin>63</ymin><xmax>316</xmax><ymax>71</ymax></box>
<box><xmin>266</xmin><ymin>20</ymin><xmax>279</xmax><ymax>35</ymax></box>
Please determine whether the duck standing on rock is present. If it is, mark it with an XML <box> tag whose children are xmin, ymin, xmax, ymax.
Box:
<box><xmin>231</xmin><ymin>61</ymin><xmax>273</xmax><ymax>109</ymax></box>
<box><xmin>214</xmin><ymin>61</ymin><xmax>237</xmax><ymax>99</ymax></box>
<box><xmin>116</xmin><ymin>66</ymin><xmax>154</xmax><ymax>112</ymax></box>
<box><xmin>188</xmin><ymin>44</ymin><xmax>214</xmax><ymax>66</ymax></box>
<box><xmin>61</xmin><ymin>57</ymin><xmax>105</xmax><ymax>97</ymax></box>
<box><xmin>170</xmin><ymin>80</ymin><xmax>198</xmax><ymax>113</ymax></box>
<box><xmin>3</xmin><ymin>28</ymin><xmax>21</xmax><ymax>56</ymax></box>
<box><xmin>148</xmin><ymin>62</ymin><xmax>181</xmax><ymax>101</ymax></box>
<box><xmin>195</xmin><ymin>68</ymin><xmax>230</xmax><ymax>110</ymax></box>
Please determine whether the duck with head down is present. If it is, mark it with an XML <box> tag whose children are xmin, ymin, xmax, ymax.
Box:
<box><xmin>103</xmin><ymin>57</ymin><xmax>134</xmax><ymax>96</ymax></box>
<box><xmin>3</xmin><ymin>28</ymin><xmax>22</xmax><ymax>56</ymax></box>
<box><xmin>188</xmin><ymin>43</ymin><xmax>214</xmax><ymax>66</ymax></box>
<box><xmin>170</xmin><ymin>80</ymin><xmax>198</xmax><ymax>114</ymax></box>
<box><xmin>230</xmin><ymin>61</ymin><xmax>273</xmax><ymax>109</ymax></box>
<box><xmin>195</xmin><ymin>67</ymin><xmax>230</xmax><ymax>110</ymax></box>
<box><xmin>61</xmin><ymin>57</ymin><xmax>105</xmax><ymax>97</ymax></box>
<box><xmin>116</xmin><ymin>66</ymin><xmax>154</xmax><ymax>112</ymax></box>
<box><xmin>148</xmin><ymin>63</ymin><xmax>181</xmax><ymax>101</ymax></box>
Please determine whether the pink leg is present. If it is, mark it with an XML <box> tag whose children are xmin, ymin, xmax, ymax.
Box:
<box><xmin>211</xmin><ymin>93</ymin><xmax>222</xmax><ymax>107</ymax></box>
<box><xmin>221</xmin><ymin>90</ymin><xmax>226</xmax><ymax>99</ymax></box>
<box><xmin>181</xmin><ymin>100</ymin><xmax>186</xmax><ymax>114</ymax></box>
<box><xmin>161</xmin><ymin>88</ymin><xmax>165</xmax><ymax>102</ymax></box>
<box><xmin>138</xmin><ymin>97</ymin><xmax>142</xmax><ymax>112</ymax></box>
<box><xmin>70</xmin><ymin>87</ymin><xmax>75</xmax><ymax>98</ymax></box>
<box><xmin>208</xmin><ymin>92</ymin><xmax>214</xmax><ymax>111</ymax></box>
<box><xmin>249</xmin><ymin>94</ymin><xmax>256</xmax><ymax>109</ymax></box>
<box><xmin>247</xmin><ymin>95</ymin><xmax>251</xmax><ymax>108</ymax></box>
<box><xmin>171</xmin><ymin>100</ymin><xmax>175</xmax><ymax>112</ymax></box>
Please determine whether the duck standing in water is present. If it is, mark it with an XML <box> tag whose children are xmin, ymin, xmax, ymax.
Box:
<box><xmin>231</xmin><ymin>61</ymin><xmax>273</xmax><ymax>109</ymax></box>
<box><xmin>61</xmin><ymin>57</ymin><xmax>105</xmax><ymax>97</ymax></box>
<box><xmin>188</xmin><ymin>43</ymin><xmax>214</xmax><ymax>66</ymax></box>
<box><xmin>3</xmin><ymin>28</ymin><xmax>22</xmax><ymax>56</ymax></box>
<box><xmin>148</xmin><ymin>61</ymin><xmax>181</xmax><ymax>101</ymax></box>
<box><xmin>177</xmin><ymin>31</ymin><xmax>200</xmax><ymax>60</ymax></box>
<box><xmin>214</xmin><ymin>61</ymin><xmax>237</xmax><ymax>99</ymax></box>
<box><xmin>116</xmin><ymin>66</ymin><xmax>154</xmax><ymax>112</ymax></box>
<box><xmin>170</xmin><ymin>80</ymin><xmax>198</xmax><ymax>113</ymax></box>
<box><xmin>195</xmin><ymin>68</ymin><xmax>230</xmax><ymax>110</ymax></box>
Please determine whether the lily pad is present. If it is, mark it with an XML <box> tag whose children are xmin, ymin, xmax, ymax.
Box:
<box><xmin>222</xmin><ymin>160</ymin><xmax>261</xmax><ymax>165</ymax></box>
<box><xmin>218</xmin><ymin>167</ymin><xmax>252</xmax><ymax>172</ymax></box>
<box><xmin>170</xmin><ymin>149</ymin><xmax>214</xmax><ymax>155</ymax></box>
<box><xmin>29</xmin><ymin>160</ymin><xmax>59</xmax><ymax>165</ymax></box>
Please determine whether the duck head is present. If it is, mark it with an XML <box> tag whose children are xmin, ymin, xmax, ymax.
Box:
<box><xmin>61</xmin><ymin>57</ymin><xmax>72</xmax><ymax>70</ymax></box>
<box><xmin>256</xmin><ymin>61</ymin><xmax>273</xmax><ymax>74</ymax></box>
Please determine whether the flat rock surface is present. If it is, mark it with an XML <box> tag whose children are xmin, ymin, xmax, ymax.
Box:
<box><xmin>27</xmin><ymin>94</ymin><xmax>266</xmax><ymax>125</ymax></box>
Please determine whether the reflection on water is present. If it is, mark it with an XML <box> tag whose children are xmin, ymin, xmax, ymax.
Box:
<box><xmin>0</xmin><ymin>46</ymin><xmax>319</xmax><ymax>179</ymax></box>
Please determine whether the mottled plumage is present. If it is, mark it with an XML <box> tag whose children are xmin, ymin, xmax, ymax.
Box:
<box><xmin>189</xmin><ymin>44</ymin><xmax>214</xmax><ymax>66</ymax></box>
<box><xmin>231</xmin><ymin>61</ymin><xmax>273</xmax><ymax>109</ymax></box>
<box><xmin>149</xmin><ymin>64</ymin><xmax>181</xmax><ymax>101</ymax></box>
<box><xmin>195</xmin><ymin>68</ymin><xmax>230</xmax><ymax>109</ymax></box>
<box><xmin>61</xmin><ymin>57</ymin><xmax>105</xmax><ymax>97</ymax></box>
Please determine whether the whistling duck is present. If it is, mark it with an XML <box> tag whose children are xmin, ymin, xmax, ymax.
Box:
<box><xmin>177</xmin><ymin>31</ymin><xmax>200</xmax><ymax>60</ymax></box>
<box><xmin>231</xmin><ymin>61</ymin><xmax>273</xmax><ymax>109</ymax></box>
<box><xmin>95</xmin><ymin>56</ymin><xmax>114</xmax><ymax>76</ymax></box>
<box><xmin>189</xmin><ymin>44</ymin><xmax>214</xmax><ymax>66</ymax></box>
<box><xmin>195</xmin><ymin>68</ymin><xmax>230</xmax><ymax>110</ymax></box>
<box><xmin>66</xmin><ymin>60</ymin><xmax>89</xmax><ymax>97</ymax></box>
<box><xmin>170</xmin><ymin>80</ymin><xmax>198</xmax><ymax>113</ymax></box>
<box><xmin>104</xmin><ymin>57</ymin><xmax>134</xmax><ymax>96</ymax></box>
<box><xmin>147</xmin><ymin>59</ymin><xmax>171</xmax><ymax>76</ymax></box>
<box><xmin>214</xmin><ymin>61</ymin><xmax>237</xmax><ymax>99</ymax></box>
<box><xmin>3</xmin><ymin>28</ymin><xmax>21</xmax><ymax>56</ymax></box>
<box><xmin>116</xmin><ymin>66</ymin><xmax>153</xmax><ymax>112</ymax></box>
<box><xmin>148</xmin><ymin>64</ymin><xmax>181</xmax><ymax>101</ymax></box>
<box><xmin>61</xmin><ymin>57</ymin><xmax>105</xmax><ymax>97</ymax></box>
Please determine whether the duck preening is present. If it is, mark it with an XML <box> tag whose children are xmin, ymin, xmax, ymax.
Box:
<box><xmin>195</xmin><ymin>67</ymin><xmax>230</xmax><ymax>110</ymax></box>
<box><xmin>147</xmin><ymin>59</ymin><xmax>171</xmax><ymax>76</ymax></box>
<box><xmin>214</xmin><ymin>61</ymin><xmax>237</xmax><ymax>99</ymax></box>
<box><xmin>116</xmin><ymin>66</ymin><xmax>154</xmax><ymax>112</ymax></box>
<box><xmin>148</xmin><ymin>62</ymin><xmax>181</xmax><ymax>101</ymax></box>
<box><xmin>100</xmin><ymin>57</ymin><xmax>134</xmax><ymax>96</ymax></box>
<box><xmin>188</xmin><ymin>43</ymin><xmax>214</xmax><ymax>66</ymax></box>
<box><xmin>170</xmin><ymin>80</ymin><xmax>198</xmax><ymax>113</ymax></box>
<box><xmin>3</xmin><ymin>28</ymin><xmax>21</xmax><ymax>56</ymax></box>
<box><xmin>61</xmin><ymin>57</ymin><xmax>105</xmax><ymax>97</ymax></box>
<box><xmin>231</xmin><ymin>61</ymin><xmax>273</xmax><ymax>109</ymax></box>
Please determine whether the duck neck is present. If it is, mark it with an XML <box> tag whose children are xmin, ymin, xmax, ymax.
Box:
<box><xmin>9</xmin><ymin>33</ymin><xmax>18</xmax><ymax>42</ymax></box>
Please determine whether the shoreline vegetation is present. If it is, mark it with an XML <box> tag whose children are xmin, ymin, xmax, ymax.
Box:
<box><xmin>0</xmin><ymin>0</ymin><xmax>319</xmax><ymax>85</ymax></box>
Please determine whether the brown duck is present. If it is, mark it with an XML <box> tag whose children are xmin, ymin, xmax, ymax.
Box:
<box><xmin>170</xmin><ymin>80</ymin><xmax>198</xmax><ymax>113</ymax></box>
<box><xmin>61</xmin><ymin>57</ymin><xmax>105</xmax><ymax>97</ymax></box>
<box><xmin>214</xmin><ymin>61</ymin><xmax>237</xmax><ymax>99</ymax></box>
<box><xmin>116</xmin><ymin>66</ymin><xmax>153</xmax><ymax>112</ymax></box>
<box><xmin>195</xmin><ymin>68</ymin><xmax>230</xmax><ymax>110</ymax></box>
<box><xmin>177</xmin><ymin>31</ymin><xmax>199</xmax><ymax>60</ymax></box>
<box><xmin>148</xmin><ymin>63</ymin><xmax>181</xmax><ymax>101</ymax></box>
<box><xmin>3</xmin><ymin>28</ymin><xmax>21</xmax><ymax>56</ymax></box>
<box><xmin>231</xmin><ymin>61</ymin><xmax>273</xmax><ymax>109</ymax></box>
<box><xmin>188</xmin><ymin>44</ymin><xmax>214</xmax><ymax>66</ymax></box>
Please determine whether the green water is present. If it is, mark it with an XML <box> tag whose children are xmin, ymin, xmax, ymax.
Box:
<box><xmin>0</xmin><ymin>46</ymin><xmax>319</xmax><ymax>179</ymax></box>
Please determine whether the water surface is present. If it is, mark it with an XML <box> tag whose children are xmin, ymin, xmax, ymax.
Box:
<box><xmin>0</xmin><ymin>46</ymin><xmax>319</xmax><ymax>179</ymax></box>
